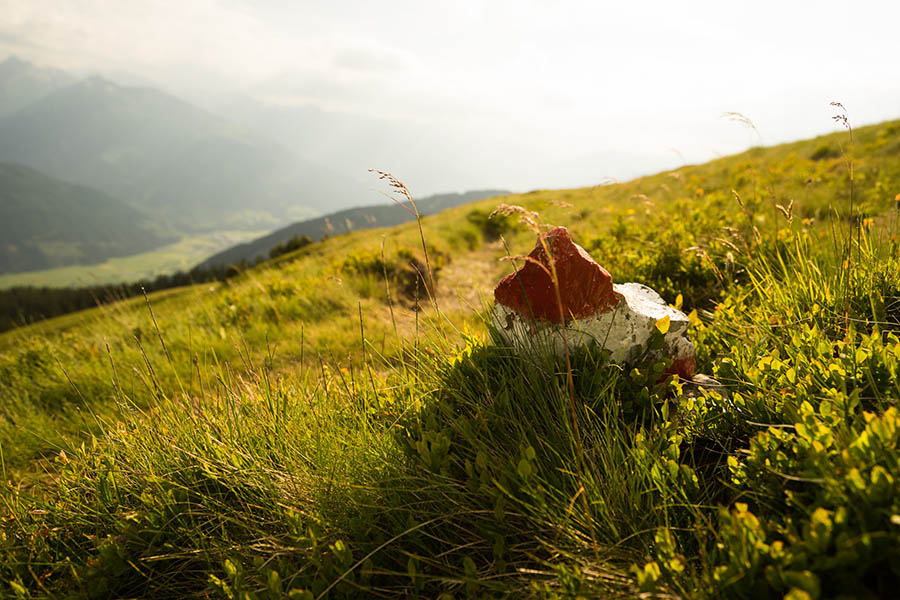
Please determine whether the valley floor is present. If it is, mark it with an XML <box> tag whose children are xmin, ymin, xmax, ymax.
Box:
<box><xmin>0</xmin><ymin>229</ymin><xmax>270</xmax><ymax>289</ymax></box>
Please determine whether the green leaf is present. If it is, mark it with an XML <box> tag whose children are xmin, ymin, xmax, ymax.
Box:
<box><xmin>786</xmin><ymin>367</ymin><xmax>797</xmax><ymax>384</ymax></box>
<box><xmin>267</xmin><ymin>570</ymin><xmax>283</xmax><ymax>596</ymax></box>
<box><xmin>517</xmin><ymin>458</ymin><xmax>533</xmax><ymax>478</ymax></box>
<box><xmin>463</xmin><ymin>556</ymin><xmax>477</xmax><ymax>577</ymax></box>
<box><xmin>9</xmin><ymin>580</ymin><xmax>27</xmax><ymax>599</ymax></box>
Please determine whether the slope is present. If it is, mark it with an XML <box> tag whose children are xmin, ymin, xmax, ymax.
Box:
<box><xmin>2</xmin><ymin>117</ymin><xmax>900</xmax><ymax>598</ymax></box>
<box><xmin>0</xmin><ymin>162</ymin><xmax>171</xmax><ymax>273</ymax></box>
<box><xmin>0</xmin><ymin>55</ymin><xmax>74</xmax><ymax>117</ymax></box>
<box><xmin>198</xmin><ymin>189</ymin><xmax>510</xmax><ymax>268</ymax></box>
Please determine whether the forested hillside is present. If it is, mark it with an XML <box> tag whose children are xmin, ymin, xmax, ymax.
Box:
<box><xmin>0</xmin><ymin>162</ymin><xmax>171</xmax><ymax>272</ymax></box>
<box><xmin>199</xmin><ymin>189</ymin><xmax>510</xmax><ymax>268</ymax></box>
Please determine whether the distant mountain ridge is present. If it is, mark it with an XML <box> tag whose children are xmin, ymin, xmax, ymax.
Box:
<box><xmin>0</xmin><ymin>58</ymin><xmax>368</xmax><ymax>233</ymax></box>
<box><xmin>0</xmin><ymin>55</ymin><xmax>74</xmax><ymax>117</ymax></box>
<box><xmin>198</xmin><ymin>189</ymin><xmax>510</xmax><ymax>269</ymax></box>
<box><xmin>0</xmin><ymin>162</ymin><xmax>171</xmax><ymax>273</ymax></box>
<box><xmin>0</xmin><ymin>57</ymin><xmax>511</xmax><ymax>284</ymax></box>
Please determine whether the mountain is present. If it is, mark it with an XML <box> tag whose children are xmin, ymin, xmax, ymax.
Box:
<box><xmin>0</xmin><ymin>55</ymin><xmax>74</xmax><ymax>117</ymax></box>
<box><xmin>210</xmin><ymin>94</ymin><xmax>674</xmax><ymax>196</ymax></box>
<box><xmin>0</xmin><ymin>74</ymin><xmax>367</xmax><ymax>231</ymax></box>
<box><xmin>198</xmin><ymin>189</ymin><xmax>509</xmax><ymax>268</ymax></box>
<box><xmin>0</xmin><ymin>162</ymin><xmax>171</xmax><ymax>273</ymax></box>
<box><xmin>208</xmin><ymin>95</ymin><xmax>494</xmax><ymax>195</ymax></box>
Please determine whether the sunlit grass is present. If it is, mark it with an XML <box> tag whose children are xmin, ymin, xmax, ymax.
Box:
<box><xmin>2</xmin><ymin>118</ymin><xmax>900</xmax><ymax>598</ymax></box>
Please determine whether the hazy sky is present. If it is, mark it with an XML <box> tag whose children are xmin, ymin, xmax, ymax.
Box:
<box><xmin>3</xmin><ymin>1</ymin><xmax>900</xmax><ymax>194</ymax></box>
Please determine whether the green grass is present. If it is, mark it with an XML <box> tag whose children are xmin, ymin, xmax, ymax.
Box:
<box><xmin>0</xmin><ymin>230</ymin><xmax>270</xmax><ymax>289</ymax></box>
<box><xmin>2</xmin><ymin>119</ymin><xmax>900</xmax><ymax>598</ymax></box>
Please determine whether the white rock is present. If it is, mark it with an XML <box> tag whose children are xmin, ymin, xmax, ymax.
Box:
<box><xmin>493</xmin><ymin>282</ymin><xmax>695</xmax><ymax>376</ymax></box>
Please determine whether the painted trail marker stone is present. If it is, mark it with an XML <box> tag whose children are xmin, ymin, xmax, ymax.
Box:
<box><xmin>492</xmin><ymin>226</ymin><xmax>696</xmax><ymax>379</ymax></box>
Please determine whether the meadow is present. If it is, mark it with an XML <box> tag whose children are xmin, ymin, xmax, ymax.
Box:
<box><xmin>0</xmin><ymin>230</ymin><xmax>268</xmax><ymax>290</ymax></box>
<box><xmin>2</xmin><ymin>116</ymin><xmax>900</xmax><ymax>598</ymax></box>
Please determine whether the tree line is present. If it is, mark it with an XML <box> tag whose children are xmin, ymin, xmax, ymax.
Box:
<box><xmin>0</xmin><ymin>235</ymin><xmax>313</xmax><ymax>333</ymax></box>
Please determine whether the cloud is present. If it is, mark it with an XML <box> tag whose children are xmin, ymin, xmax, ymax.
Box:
<box><xmin>333</xmin><ymin>45</ymin><xmax>410</xmax><ymax>72</ymax></box>
<box><xmin>1</xmin><ymin>0</ymin><xmax>899</xmax><ymax>194</ymax></box>
<box><xmin>0</xmin><ymin>0</ymin><xmax>298</xmax><ymax>87</ymax></box>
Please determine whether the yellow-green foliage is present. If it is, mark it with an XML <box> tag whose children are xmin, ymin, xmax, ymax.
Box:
<box><xmin>2</xmin><ymin>119</ymin><xmax>900</xmax><ymax>598</ymax></box>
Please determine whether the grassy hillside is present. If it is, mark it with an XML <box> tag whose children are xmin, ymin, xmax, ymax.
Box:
<box><xmin>199</xmin><ymin>189</ymin><xmax>511</xmax><ymax>269</ymax></box>
<box><xmin>2</xmin><ymin>118</ymin><xmax>900</xmax><ymax>598</ymax></box>
<box><xmin>0</xmin><ymin>162</ymin><xmax>172</xmax><ymax>273</ymax></box>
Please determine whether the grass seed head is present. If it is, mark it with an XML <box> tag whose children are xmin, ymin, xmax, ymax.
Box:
<box><xmin>490</xmin><ymin>204</ymin><xmax>542</xmax><ymax>234</ymax></box>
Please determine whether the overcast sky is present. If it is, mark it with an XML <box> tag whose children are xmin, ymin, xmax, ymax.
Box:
<box><xmin>2</xmin><ymin>1</ymin><xmax>899</xmax><ymax>195</ymax></box>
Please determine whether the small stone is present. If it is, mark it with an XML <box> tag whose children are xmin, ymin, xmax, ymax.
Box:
<box><xmin>492</xmin><ymin>228</ymin><xmax>696</xmax><ymax>380</ymax></box>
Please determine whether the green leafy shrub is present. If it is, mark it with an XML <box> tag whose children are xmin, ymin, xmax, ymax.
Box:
<box><xmin>341</xmin><ymin>245</ymin><xmax>450</xmax><ymax>306</ymax></box>
<box><xmin>466</xmin><ymin>208</ymin><xmax>518</xmax><ymax>241</ymax></box>
<box><xmin>809</xmin><ymin>142</ymin><xmax>840</xmax><ymax>161</ymax></box>
<box><xmin>268</xmin><ymin>234</ymin><xmax>313</xmax><ymax>260</ymax></box>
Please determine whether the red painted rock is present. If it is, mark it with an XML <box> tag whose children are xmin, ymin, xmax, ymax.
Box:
<box><xmin>667</xmin><ymin>357</ymin><xmax>697</xmax><ymax>381</ymax></box>
<box><xmin>494</xmin><ymin>227</ymin><xmax>622</xmax><ymax>322</ymax></box>
<box><xmin>492</xmin><ymin>228</ymin><xmax>696</xmax><ymax>380</ymax></box>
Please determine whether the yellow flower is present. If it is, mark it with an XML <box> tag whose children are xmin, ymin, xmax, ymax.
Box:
<box><xmin>696</xmin><ymin>188</ymin><xmax>705</xmax><ymax>196</ymax></box>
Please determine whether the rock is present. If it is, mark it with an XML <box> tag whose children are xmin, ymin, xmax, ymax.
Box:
<box><xmin>494</xmin><ymin>227</ymin><xmax>621</xmax><ymax>322</ymax></box>
<box><xmin>492</xmin><ymin>228</ymin><xmax>696</xmax><ymax>380</ymax></box>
